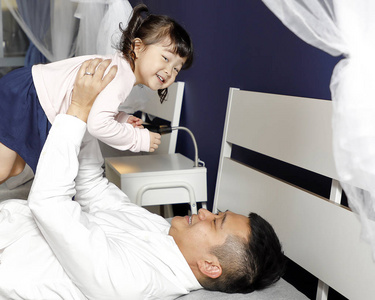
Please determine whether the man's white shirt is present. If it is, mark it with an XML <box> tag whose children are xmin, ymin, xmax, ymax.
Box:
<box><xmin>0</xmin><ymin>114</ymin><xmax>201</xmax><ymax>300</ymax></box>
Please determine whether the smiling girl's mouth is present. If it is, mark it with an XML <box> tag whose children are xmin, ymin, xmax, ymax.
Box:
<box><xmin>156</xmin><ymin>74</ymin><xmax>164</xmax><ymax>82</ymax></box>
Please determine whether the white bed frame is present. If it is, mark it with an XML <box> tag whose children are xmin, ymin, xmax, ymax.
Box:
<box><xmin>212</xmin><ymin>88</ymin><xmax>375</xmax><ymax>299</ymax></box>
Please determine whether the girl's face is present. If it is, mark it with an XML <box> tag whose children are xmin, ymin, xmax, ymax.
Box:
<box><xmin>133</xmin><ymin>38</ymin><xmax>187</xmax><ymax>90</ymax></box>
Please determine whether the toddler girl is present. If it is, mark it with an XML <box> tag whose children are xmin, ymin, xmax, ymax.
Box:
<box><xmin>0</xmin><ymin>4</ymin><xmax>194</xmax><ymax>187</ymax></box>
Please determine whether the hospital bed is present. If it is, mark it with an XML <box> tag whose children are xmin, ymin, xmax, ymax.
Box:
<box><xmin>179</xmin><ymin>89</ymin><xmax>375</xmax><ymax>299</ymax></box>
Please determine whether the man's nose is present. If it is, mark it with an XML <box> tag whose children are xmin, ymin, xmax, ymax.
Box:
<box><xmin>198</xmin><ymin>208</ymin><xmax>214</xmax><ymax>221</ymax></box>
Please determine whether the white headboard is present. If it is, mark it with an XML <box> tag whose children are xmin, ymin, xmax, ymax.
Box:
<box><xmin>213</xmin><ymin>88</ymin><xmax>375</xmax><ymax>299</ymax></box>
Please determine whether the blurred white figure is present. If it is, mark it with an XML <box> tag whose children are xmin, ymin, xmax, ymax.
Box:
<box><xmin>74</xmin><ymin>0</ymin><xmax>133</xmax><ymax>55</ymax></box>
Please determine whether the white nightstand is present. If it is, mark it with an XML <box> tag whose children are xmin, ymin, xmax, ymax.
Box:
<box><xmin>105</xmin><ymin>153</ymin><xmax>207</xmax><ymax>214</ymax></box>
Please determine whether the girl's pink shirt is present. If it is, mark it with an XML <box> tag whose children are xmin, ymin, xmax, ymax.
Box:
<box><xmin>32</xmin><ymin>51</ymin><xmax>150</xmax><ymax>152</ymax></box>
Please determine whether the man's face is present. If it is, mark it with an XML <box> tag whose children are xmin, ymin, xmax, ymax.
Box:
<box><xmin>169</xmin><ymin>209</ymin><xmax>250</xmax><ymax>264</ymax></box>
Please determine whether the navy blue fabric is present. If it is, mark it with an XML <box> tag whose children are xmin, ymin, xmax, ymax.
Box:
<box><xmin>0</xmin><ymin>67</ymin><xmax>51</xmax><ymax>173</ymax></box>
<box><xmin>25</xmin><ymin>42</ymin><xmax>48</xmax><ymax>67</ymax></box>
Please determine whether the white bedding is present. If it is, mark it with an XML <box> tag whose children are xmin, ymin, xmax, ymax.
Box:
<box><xmin>177</xmin><ymin>278</ymin><xmax>308</xmax><ymax>299</ymax></box>
<box><xmin>0</xmin><ymin>180</ymin><xmax>32</xmax><ymax>202</ymax></box>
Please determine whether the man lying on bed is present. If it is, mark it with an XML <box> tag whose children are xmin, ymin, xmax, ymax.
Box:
<box><xmin>0</xmin><ymin>60</ymin><xmax>286</xmax><ymax>300</ymax></box>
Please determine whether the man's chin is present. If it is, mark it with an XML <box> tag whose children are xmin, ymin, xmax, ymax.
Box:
<box><xmin>169</xmin><ymin>216</ymin><xmax>185</xmax><ymax>231</ymax></box>
<box><xmin>170</xmin><ymin>215</ymin><xmax>181</xmax><ymax>225</ymax></box>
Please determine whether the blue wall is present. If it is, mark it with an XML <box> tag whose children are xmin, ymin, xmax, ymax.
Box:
<box><xmin>130</xmin><ymin>0</ymin><xmax>340</xmax><ymax>210</ymax></box>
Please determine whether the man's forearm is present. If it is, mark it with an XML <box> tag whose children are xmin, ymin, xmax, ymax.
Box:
<box><xmin>28</xmin><ymin>114</ymin><xmax>86</xmax><ymax>222</ymax></box>
<box><xmin>28</xmin><ymin>114</ymin><xmax>121</xmax><ymax>299</ymax></box>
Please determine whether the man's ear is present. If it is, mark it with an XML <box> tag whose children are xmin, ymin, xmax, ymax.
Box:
<box><xmin>197</xmin><ymin>259</ymin><xmax>222</xmax><ymax>279</ymax></box>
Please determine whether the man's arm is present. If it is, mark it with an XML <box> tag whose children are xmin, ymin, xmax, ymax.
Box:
<box><xmin>28</xmin><ymin>59</ymin><xmax>120</xmax><ymax>298</ymax></box>
<box><xmin>73</xmin><ymin>128</ymin><xmax>132</xmax><ymax>213</ymax></box>
<box><xmin>29</xmin><ymin>58</ymin><xmax>117</xmax><ymax>210</ymax></box>
<box><xmin>69</xmin><ymin>59</ymin><xmax>133</xmax><ymax>211</ymax></box>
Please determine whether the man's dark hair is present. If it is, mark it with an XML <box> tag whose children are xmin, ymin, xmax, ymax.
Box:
<box><xmin>200</xmin><ymin>212</ymin><xmax>286</xmax><ymax>293</ymax></box>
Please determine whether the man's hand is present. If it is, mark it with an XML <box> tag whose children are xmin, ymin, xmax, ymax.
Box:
<box><xmin>67</xmin><ymin>58</ymin><xmax>117</xmax><ymax>122</ymax></box>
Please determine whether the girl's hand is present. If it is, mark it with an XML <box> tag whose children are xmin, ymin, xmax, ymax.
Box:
<box><xmin>149</xmin><ymin>132</ymin><xmax>161</xmax><ymax>152</ymax></box>
<box><xmin>67</xmin><ymin>58</ymin><xmax>118</xmax><ymax>122</ymax></box>
<box><xmin>127</xmin><ymin>115</ymin><xmax>144</xmax><ymax>128</ymax></box>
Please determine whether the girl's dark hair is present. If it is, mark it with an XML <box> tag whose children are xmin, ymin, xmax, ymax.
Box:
<box><xmin>118</xmin><ymin>4</ymin><xmax>194</xmax><ymax>103</ymax></box>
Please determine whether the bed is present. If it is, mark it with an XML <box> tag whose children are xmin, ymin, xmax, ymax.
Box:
<box><xmin>2</xmin><ymin>88</ymin><xmax>374</xmax><ymax>299</ymax></box>
<box><xmin>179</xmin><ymin>88</ymin><xmax>375</xmax><ymax>299</ymax></box>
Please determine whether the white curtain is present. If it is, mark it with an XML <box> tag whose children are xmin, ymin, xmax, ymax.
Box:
<box><xmin>261</xmin><ymin>0</ymin><xmax>375</xmax><ymax>258</ymax></box>
<box><xmin>4</xmin><ymin>0</ymin><xmax>78</xmax><ymax>62</ymax></box>
<box><xmin>4</xmin><ymin>0</ymin><xmax>132</xmax><ymax>61</ymax></box>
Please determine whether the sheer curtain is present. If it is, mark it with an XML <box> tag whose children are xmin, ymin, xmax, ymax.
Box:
<box><xmin>261</xmin><ymin>0</ymin><xmax>375</xmax><ymax>258</ymax></box>
<box><xmin>4</xmin><ymin>0</ymin><xmax>132</xmax><ymax>61</ymax></box>
<box><xmin>4</xmin><ymin>0</ymin><xmax>78</xmax><ymax>62</ymax></box>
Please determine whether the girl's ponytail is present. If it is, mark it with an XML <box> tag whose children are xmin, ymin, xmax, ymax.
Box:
<box><xmin>119</xmin><ymin>4</ymin><xmax>149</xmax><ymax>71</ymax></box>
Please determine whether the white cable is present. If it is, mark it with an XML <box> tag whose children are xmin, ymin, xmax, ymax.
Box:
<box><xmin>172</xmin><ymin>126</ymin><xmax>199</xmax><ymax>167</ymax></box>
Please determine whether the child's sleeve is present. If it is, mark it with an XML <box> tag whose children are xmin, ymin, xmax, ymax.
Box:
<box><xmin>85</xmin><ymin>70</ymin><xmax>150</xmax><ymax>152</ymax></box>
<box><xmin>115</xmin><ymin>111</ymin><xmax>131</xmax><ymax>124</ymax></box>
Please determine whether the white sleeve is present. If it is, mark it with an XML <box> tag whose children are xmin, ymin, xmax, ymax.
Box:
<box><xmin>27</xmin><ymin>114</ymin><xmax>121</xmax><ymax>298</ymax></box>
<box><xmin>74</xmin><ymin>130</ymin><xmax>131</xmax><ymax>213</ymax></box>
